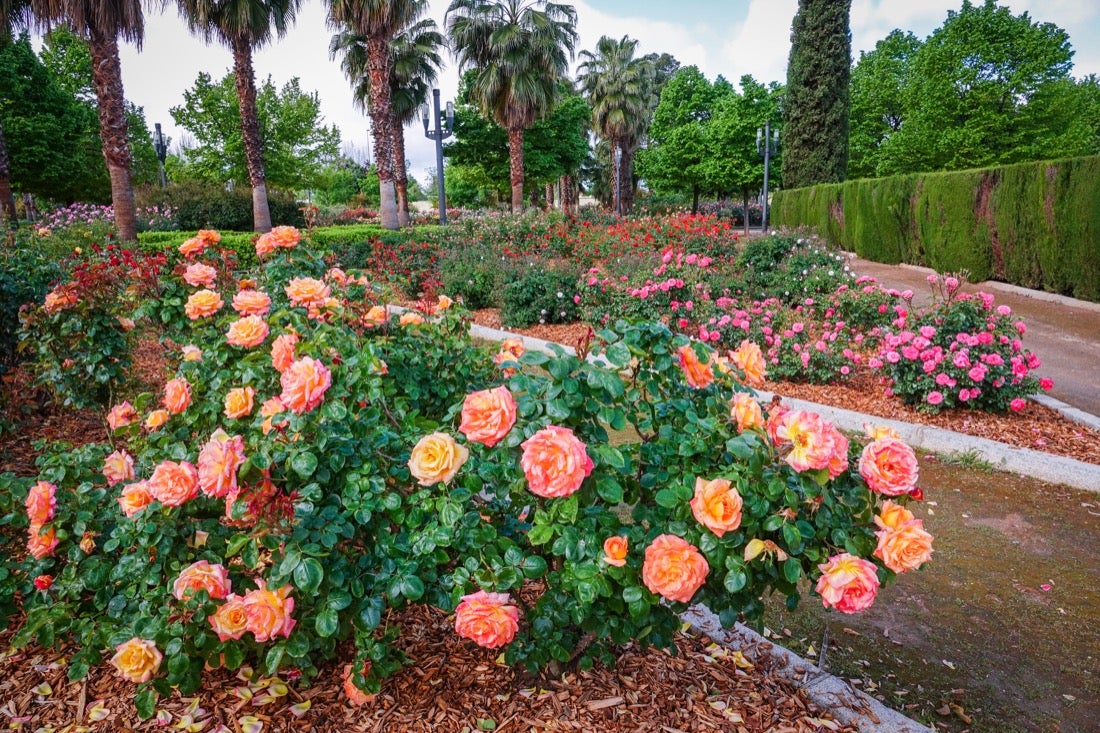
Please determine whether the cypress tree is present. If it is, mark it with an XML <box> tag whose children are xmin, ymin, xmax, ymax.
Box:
<box><xmin>782</xmin><ymin>0</ymin><xmax>852</xmax><ymax>189</ymax></box>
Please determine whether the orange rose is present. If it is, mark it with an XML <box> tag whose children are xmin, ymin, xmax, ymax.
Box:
<box><xmin>198</xmin><ymin>430</ymin><xmax>246</xmax><ymax>498</ymax></box>
<box><xmin>824</xmin><ymin>423</ymin><xmax>850</xmax><ymax>479</ymax></box>
<box><xmin>110</xmin><ymin>638</ymin><xmax>162</xmax><ymax>683</ymax></box>
<box><xmin>118</xmin><ymin>481</ymin><xmax>154</xmax><ymax>517</ymax></box>
<box><xmin>326</xmin><ymin>267</ymin><xmax>348</xmax><ymax>285</ymax></box>
<box><xmin>173</xmin><ymin>560</ymin><xmax>232</xmax><ymax>601</ymax></box>
<box><xmin>730</xmin><ymin>392</ymin><xmax>764</xmax><ymax>433</ymax></box>
<box><xmin>279</xmin><ymin>357</ymin><xmax>332</xmax><ymax>414</ymax></box>
<box><xmin>520</xmin><ymin>426</ymin><xmax>593</xmax><ymax>499</ymax></box>
<box><xmin>147</xmin><ymin>460</ymin><xmax>199</xmax><ymax>507</ymax></box>
<box><xmin>226</xmin><ymin>316</ymin><xmax>269</xmax><ymax>348</ymax></box>
<box><xmin>181</xmin><ymin>345</ymin><xmax>203</xmax><ymax>362</ymax></box>
<box><xmin>642</xmin><ymin>534</ymin><xmax>709</xmax><ymax>604</ymax></box>
<box><xmin>184</xmin><ymin>289</ymin><xmax>224</xmax><ymax>320</ymax></box>
<box><xmin>677</xmin><ymin>343</ymin><xmax>715</xmax><ymax>389</ymax></box>
<box><xmin>242</xmin><ymin>582</ymin><xmax>296</xmax><ymax>642</ymax></box>
<box><xmin>399</xmin><ymin>312</ymin><xmax>424</xmax><ymax>326</ymax></box>
<box><xmin>43</xmin><ymin>286</ymin><xmax>78</xmax><ymax>313</ymax></box>
<box><xmin>602</xmin><ymin>536</ymin><xmax>628</xmax><ymax>567</ymax></box>
<box><xmin>25</xmin><ymin>481</ymin><xmax>57</xmax><ymax>526</ymax></box>
<box><xmin>285</xmin><ymin>277</ymin><xmax>330</xmax><ymax>308</ymax></box>
<box><xmin>163</xmin><ymin>377</ymin><xmax>192</xmax><ymax>414</ymax></box>
<box><xmin>690</xmin><ymin>477</ymin><xmax>744</xmax><ymax>538</ymax></box>
<box><xmin>209</xmin><ymin>594</ymin><xmax>249</xmax><ymax>641</ymax></box>
<box><xmin>494</xmin><ymin>339</ymin><xmax>526</xmax><ymax>376</ymax></box>
<box><xmin>815</xmin><ymin>553</ymin><xmax>880</xmax><ymax>613</ymax></box>
<box><xmin>858</xmin><ymin>437</ymin><xmax>919</xmax><ymax>496</ymax></box>
<box><xmin>343</xmin><ymin>662</ymin><xmax>375</xmax><ymax>706</ymax></box>
<box><xmin>255</xmin><ymin>233</ymin><xmax>277</xmax><ymax>258</ymax></box>
<box><xmin>178</xmin><ymin>237</ymin><xmax>205</xmax><ymax>258</ymax></box>
<box><xmin>874</xmin><ymin>499</ymin><xmax>915</xmax><ymax>531</ymax></box>
<box><xmin>268</xmin><ymin>225</ymin><xmax>300</xmax><ymax>249</ymax></box>
<box><xmin>197</xmin><ymin>229</ymin><xmax>221</xmax><ymax>245</ymax></box>
<box><xmin>102</xmin><ymin>450</ymin><xmax>135</xmax><ymax>487</ymax></box>
<box><xmin>271</xmin><ymin>333</ymin><xmax>298</xmax><ymax>373</ymax></box>
<box><xmin>459</xmin><ymin>386</ymin><xmax>517</xmax><ymax>447</ymax></box>
<box><xmin>106</xmin><ymin>401</ymin><xmax>138</xmax><ymax>431</ymax></box>
<box><xmin>874</xmin><ymin>519</ymin><xmax>934</xmax><ymax>573</ymax></box>
<box><xmin>224</xmin><ymin>386</ymin><xmax>256</xmax><ymax>420</ymax></box>
<box><xmin>437</xmin><ymin>294</ymin><xmax>453</xmax><ymax>311</ymax></box>
<box><xmin>453</xmin><ymin>590</ymin><xmax>520</xmax><ymax>649</ymax></box>
<box><xmin>363</xmin><ymin>305</ymin><xmax>388</xmax><ymax>326</ymax></box>
<box><xmin>233</xmin><ymin>289</ymin><xmax>271</xmax><ymax>317</ymax></box>
<box><xmin>260</xmin><ymin>396</ymin><xmax>285</xmax><ymax>435</ymax></box>
<box><xmin>408</xmin><ymin>432</ymin><xmax>469</xmax><ymax>486</ymax></box>
<box><xmin>730</xmin><ymin>340</ymin><xmax>766</xmax><ymax>387</ymax></box>
<box><xmin>183</xmin><ymin>263</ymin><xmax>217</xmax><ymax>288</ymax></box>
<box><xmin>27</xmin><ymin>524</ymin><xmax>59</xmax><ymax>560</ymax></box>
<box><xmin>776</xmin><ymin>411</ymin><xmax>835</xmax><ymax>473</ymax></box>
<box><xmin>765</xmin><ymin>401</ymin><xmax>791</xmax><ymax>445</ymax></box>
<box><xmin>864</xmin><ymin>424</ymin><xmax>900</xmax><ymax>441</ymax></box>
<box><xmin>145</xmin><ymin>409</ymin><xmax>170</xmax><ymax>430</ymax></box>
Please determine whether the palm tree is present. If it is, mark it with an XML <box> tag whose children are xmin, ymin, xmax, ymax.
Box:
<box><xmin>327</xmin><ymin>0</ymin><xmax>419</xmax><ymax>231</ymax></box>
<box><xmin>446</xmin><ymin>0</ymin><xmax>577</xmax><ymax>213</ymax></box>
<box><xmin>172</xmin><ymin>0</ymin><xmax>302</xmax><ymax>233</ymax></box>
<box><xmin>578</xmin><ymin>35</ymin><xmax>656</xmax><ymax>216</ymax></box>
<box><xmin>0</xmin><ymin>0</ymin><xmax>32</xmax><ymax>223</ymax></box>
<box><xmin>25</xmin><ymin>1</ymin><xmax>143</xmax><ymax>239</ymax></box>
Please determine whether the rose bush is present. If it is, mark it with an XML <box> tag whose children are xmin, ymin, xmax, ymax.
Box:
<box><xmin>2</xmin><ymin>228</ymin><xmax>934</xmax><ymax>716</ymax></box>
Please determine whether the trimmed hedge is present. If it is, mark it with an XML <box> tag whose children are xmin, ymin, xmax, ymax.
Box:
<box><xmin>772</xmin><ymin>155</ymin><xmax>1100</xmax><ymax>301</ymax></box>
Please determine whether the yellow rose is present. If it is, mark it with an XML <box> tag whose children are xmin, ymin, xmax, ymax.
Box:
<box><xmin>408</xmin><ymin>432</ymin><xmax>468</xmax><ymax>486</ymax></box>
<box><xmin>110</xmin><ymin>638</ymin><xmax>162</xmax><ymax>683</ymax></box>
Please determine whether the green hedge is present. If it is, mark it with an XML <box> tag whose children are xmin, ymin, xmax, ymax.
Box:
<box><xmin>772</xmin><ymin>155</ymin><xmax>1100</xmax><ymax>301</ymax></box>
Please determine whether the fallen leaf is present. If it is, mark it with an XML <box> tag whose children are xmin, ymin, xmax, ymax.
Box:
<box><xmin>288</xmin><ymin>700</ymin><xmax>311</xmax><ymax>718</ymax></box>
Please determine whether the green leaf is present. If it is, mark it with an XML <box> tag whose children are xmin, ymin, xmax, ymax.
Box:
<box><xmin>724</xmin><ymin>570</ymin><xmax>748</xmax><ymax>593</ymax></box>
<box><xmin>527</xmin><ymin>524</ymin><xmax>553</xmax><ymax>545</ymax></box>
<box><xmin>596</xmin><ymin>476</ymin><xmax>623</xmax><ymax>504</ymax></box>
<box><xmin>605</xmin><ymin>342</ymin><xmax>631</xmax><ymax>367</ymax></box>
<box><xmin>290</xmin><ymin>452</ymin><xmax>318</xmax><ymax>479</ymax></box>
<box><xmin>558</xmin><ymin>495</ymin><xmax>578</xmax><ymax>524</ymax></box>
<box><xmin>622</xmin><ymin>586</ymin><xmax>643</xmax><ymax>603</ymax></box>
<box><xmin>264</xmin><ymin>644</ymin><xmax>285</xmax><ymax>676</ymax></box>
<box><xmin>225</xmin><ymin>533</ymin><xmax>250</xmax><ymax>558</ymax></box>
<box><xmin>276</xmin><ymin>547</ymin><xmax>302</xmax><ymax>579</ymax></box>
<box><xmin>135</xmin><ymin>688</ymin><xmax>157</xmax><ymax>720</ymax></box>
<box><xmin>439</xmin><ymin>501</ymin><xmax>462</xmax><ymax>528</ymax></box>
<box><xmin>655</xmin><ymin>489</ymin><xmax>680</xmax><ymax>509</ymax></box>
<box><xmin>519</xmin><ymin>555</ymin><xmax>548</xmax><ymax>579</ymax></box>
<box><xmin>293</xmin><ymin>558</ymin><xmax>324</xmax><ymax>595</ymax></box>
<box><xmin>322</xmin><ymin>401</ymin><xmax>347</xmax><ymax>421</ymax></box>
<box><xmin>315</xmin><ymin>608</ymin><xmax>339</xmax><ymax>638</ymax></box>
<box><xmin>783</xmin><ymin>558</ymin><xmax>802</xmax><ymax>584</ymax></box>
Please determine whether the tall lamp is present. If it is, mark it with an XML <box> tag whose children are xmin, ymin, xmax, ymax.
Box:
<box><xmin>755</xmin><ymin>120</ymin><xmax>779</xmax><ymax>230</ymax></box>
<box><xmin>153</xmin><ymin>123</ymin><xmax>168</xmax><ymax>188</ymax></box>
<box><xmin>422</xmin><ymin>89</ymin><xmax>455</xmax><ymax>225</ymax></box>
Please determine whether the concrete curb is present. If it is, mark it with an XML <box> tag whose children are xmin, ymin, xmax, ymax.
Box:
<box><xmin>682</xmin><ymin>606</ymin><xmax>934</xmax><ymax>732</ymax></box>
<box><xmin>1028</xmin><ymin>393</ymin><xmax>1100</xmax><ymax>431</ymax></box>
<box><xmin>890</xmin><ymin>262</ymin><xmax>1100</xmax><ymax>315</ymax></box>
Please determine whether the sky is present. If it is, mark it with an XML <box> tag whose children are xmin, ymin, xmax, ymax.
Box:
<box><xmin>97</xmin><ymin>0</ymin><xmax>1100</xmax><ymax>184</ymax></box>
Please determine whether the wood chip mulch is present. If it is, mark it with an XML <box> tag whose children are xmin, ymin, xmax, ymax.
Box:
<box><xmin>0</xmin><ymin>605</ymin><xmax>854</xmax><ymax>733</ymax></box>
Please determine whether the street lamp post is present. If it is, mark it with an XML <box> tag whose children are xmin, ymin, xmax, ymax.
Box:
<box><xmin>153</xmin><ymin>123</ymin><xmax>168</xmax><ymax>188</ymax></box>
<box><xmin>614</xmin><ymin>144</ymin><xmax>623</xmax><ymax>218</ymax></box>
<box><xmin>755</xmin><ymin>120</ymin><xmax>779</xmax><ymax>231</ymax></box>
<box><xmin>422</xmin><ymin>89</ymin><xmax>454</xmax><ymax>226</ymax></box>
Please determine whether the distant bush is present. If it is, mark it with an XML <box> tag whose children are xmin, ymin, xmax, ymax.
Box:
<box><xmin>139</xmin><ymin>182</ymin><xmax>304</xmax><ymax>232</ymax></box>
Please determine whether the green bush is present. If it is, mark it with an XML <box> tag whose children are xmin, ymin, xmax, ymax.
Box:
<box><xmin>501</xmin><ymin>264</ymin><xmax>581</xmax><ymax>327</ymax></box>
<box><xmin>0</xmin><ymin>232</ymin><xmax>64</xmax><ymax>369</ymax></box>
<box><xmin>140</xmin><ymin>182</ymin><xmax>305</xmax><ymax>233</ymax></box>
<box><xmin>440</xmin><ymin>244</ymin><xmax>505</xmax><ymax>310</ymax></box>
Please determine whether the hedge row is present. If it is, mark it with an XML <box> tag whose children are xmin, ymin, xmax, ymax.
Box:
<box><xmin>772</xmin><ymin>155</ymin><xmax>1100</xmax><ymax>301</ymax></box>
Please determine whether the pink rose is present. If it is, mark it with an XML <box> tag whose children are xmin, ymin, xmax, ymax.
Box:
<box><xmin>459</xmin><ymin>386</ymin><xmax>518</xmax><ymax>447</ymax></box>
<box><xmin>241</xmin><ymin>582</ymin><xmax>296</xmax><ymax>642</ymax></box>
<box><xmin>520</xmin><ymin>426</ymin><xmax>593</xmax><ymax>498</ymax></box>
<box><xmin>453</xmin><ymin>590</ymin><xmax>520</xmax><ymax>649</ymax></box>
<box><xmin>102</xmin><ymin>450</ymin><xmax>135</xmax><ymax>487</ymax></box>
<box><xmin>173</xmin><ymin>560</ymin><xmax>232</xmax><ymax>601</ymax></box>
<box><xmin>815</xmin><ymin>553</ymin><xmax>880</xmax><ymax>613</ymax></box>
<box><xmin>859</xmin><ymin>438</ymin><xmax>919</xmax><ymax>496</ymax></box>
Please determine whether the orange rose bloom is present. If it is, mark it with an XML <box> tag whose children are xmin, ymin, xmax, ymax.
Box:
<box><xmin>279</xmin><ymin>357</ymin><xmax>332</xmax><ymax>414</ymax></box>
<box><xmin>43</xmin><ymin>285</ymin><xmax>78</xmax><ymax>313</ymax></box>
<box><xmin>730</xmin><ymin>340</ymin><xmax>767</xmax><ymax>387</ymax></box>
<box><xmin>106</xmin><ymin>401</ymin><xmax>138</xmax><ymax>431</ymax></box>
<box><xmin>815</xmin><ymin>553</ymin><xmax>880</xmax><ymax>613</ymax></box>
<box><xmin>181</xmin><ymin>345</ymin><xmax>203</xmax><ymax>362</ymax></box>
<box><xmin>363</xmin><ymin>305</ymin><xmax>388</xmax><ymax>326</ymax></box>
<box><xmin>255</xmin><ymin>233</ymin><xmax>277</xmax><ymax>258</ymax></box>
<box><xmin>163</xmin><ymin>377</ymin><xmax>192</xmax><ymax>414</ymax></box>
<box><xmin>242</xmin><ymin>582</ymin><xmax>296</xmax><ymax>642</ymax></box>
<box><xmin>343</xmin><ymin>662</ymin><xmax>375</xmax><ymax>706</ymax></box>
<box><xmin>859</xmin><ymin>437</ymin><xmax>919</xmax><ymax>496</ymax></box>
<box><xmin>198</xmin><ymin>430</ymin><xmax>247</xmax><ymax>498</ymax></box>
<box><xmin>27</xmin><ymin>524</ymin><xmax>59</xmax><ymax>560</ymax></box>
<box><xmin>178</xmin><ymin>237</ymin><xmax>205</xmax><ymax>258</ymax></box>
<box><xmin>824</xmin><ymin>423</ymin><xmax>850</xmax><ymax>479</ymax></box>
<box><xmin>520</xmin><ymin>426</ymin><xmax>594</xmax><ymax>499</ymax></box>
<box><xmin>874</xmin><ymin>500</ymin><xmax>915</xmax><ymax>531</ymax></box>
<box><xmin>690</xmin><ymin>477</ymin><xmax>744</xmax><ymax>538</ymax></box>
<box><xmin>776</xmin><ymin>411</ymin><xmax>835</xmax><ymax>473</ymax></box>
<box><xmin>173</xmin><ymin>560</ymin><xmax>232</xmax><ymax>601</ymax></box>
<box><xmin>864</xmin><ymin>424</ymin><xmax>900</xmax><ymax>441</ymax></box>
<box><xmin>260</xmin><ymin>396</ymin><xmax>285</xmax><ymax>435</ymax></box>
<box><xmin>232</xmin><ymin>289</ymin><xmax>272</xmax><ymax>317</ymax></box>
<box><xmin>399</xmin><ymin>312</ymin><xmax>424</xmax><ymax>326</ymax></box>
<box><xmin>437</xmin><ymin>294</ymin><xmax>453</xmax><ymax>311</ymax></box>
<box><xmin>408</xmin><ymin>432</ymin><xmax>469</xmax><ymax>486</ymax></box>
<box><xmin>197</xmin><ymin>229</ymin><xmax>221</xmax><ymax>245</ymax></box>
<box><xmin>874</xmin><ymin>519</ymin><xmax>934</xmax><ymax>573</ymax></box>
<box><xmin>268</xmin><ymin>225</ymin><xmax>300</xmax><ymax>248</ymax></box>
<box><xmin>118</xmin><ymin>481</ymin><xmax>154</xmax><ymax>517</ymax></box>
<box><xmin>225</xmin><ymin>316</ymin><xmax>269</xmax><ymax>349</ymax></box>
<box><xmin>459</xmin><ymin>386</ymin><xmax>517</xmax><ymax>447</ymax></box>
<box><xmin>642</xmin><ymin>534</ymin><xmax>709</xmax><ymax>604</ymax></box>
<box><xmin>209</xmin><ymin>594</ymin><xmax>249</xmax><ymax>641</ymax></box>
<box><xmin>765</xmin><ymin>402</ymin><xmax>791</xmax><ymax>445</ymax></box>
<box><xmin>603</xmin><ymin>536</ymin><xmax>628</xmax><ymax>567</ymax></box>
<box><xmin>285</xmin><ymin>277</ymin><xmax>330</xmax><ymax>308</ymax></box>
<box><xmin>224</xmin><ymin>386</ymin><xmax>256</xmax><ymax>419</ymax></box>
<box><xmin>102</xmin><ymin>450</ymin><xmax>135</xmax><ymax>487</ymax></box>
<box><xmin>454</xmin><ymin>590</ymin><xmax>520</xmax><ymax>649</ymax></box>
<box><xmin>493</xmin><ymin>339</ymin><xmax>526</xmax><ymax>376</ymax></box>
<box><xmin>145</xmin><ymin>409</ymin><xmax>170</xmax><ymax>430</ymax></box>
<box><xmin>271</xmin><ymin>333</ymin><xmax>298</xmax><ymax>373</ymax></box>
<box><xmin>183</xmin><ymin>262</ymin><xmax>217</xmax><ymax>288</ymax></box>
<box><xmin>730</xmin><ymin>392</ymin><xmax>764</xmax><ymax>433</ymax></box>
<box><xmin>110</xmin><ymin>638</ymin><xmax>162</xmax><ymax>683</ymax></box>
<box><xmin>25</xmin><ymin>481</ymin><xmax>57</xmax><ymax>526</ymax></box>
<box><xmin>147</xmin><ymin>460</ymin><xmax>199</xmax><ymax>507</ymax></box>
<box><xmin>677</xmin><ymin>343</ymin><xmax>715</xmax><ymax>389</ymax></box>
<box><xmin>184</xmin><ymin>289</ymin><xmax>224</xmax><ymax>320</ymax></box>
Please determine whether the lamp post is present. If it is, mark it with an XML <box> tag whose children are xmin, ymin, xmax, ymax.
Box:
<box><xmin>614</xmin><ymin>144</ymin><xmax>623</xmax><ymax>218</ymax></box>
<box><xmin>755</xmin><ymin>120</ymin><xmax>779</xmax><ymax>231</ymax></box>
<box><xmin>422</xmin><ymin>89</ymin><xmax>454</xmax><ymax>225</ymax></box>
<box><xmin>153</xmin><ymin>123</ymin><xmax>168</xmax><ymax>188</ymax></box>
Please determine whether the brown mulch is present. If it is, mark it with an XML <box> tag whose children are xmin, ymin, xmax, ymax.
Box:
<box><xmin>0</xmin><ymin>605</ymin><xmax>853</xmax><ymax>732</ymax></box>
<box><xmin>470</xmin><ymin>309</ymin><xmax>1100</xmax><ymax>467</ymax></box>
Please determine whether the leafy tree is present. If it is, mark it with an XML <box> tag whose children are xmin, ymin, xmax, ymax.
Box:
<box><xmin>170</xmin><ymin>71</ymin><xmax>340</xmax><ymax>191</ymax></box>
<box><xmin>782</xmin><ymin>0</ymin><xmax>852</xmax><ymax>189</ymax></box>
<box><xmin>173</xmin><ymin>0</ymin><xmax>303</xmax><ymax>233</ymax></box>
<box><xmin>0</xmin><ymin>0</ymin><xmax>32</xmax><ymax>220</ymax></box>
<box><xmin>311</xmin><ymin>155</ymin><xmax>378</xmax><ymax>207</ymax></box>
<box><xmin>847</xmin><ymin>30</ymin><xmax>920</xmax><ymax>179</ymax></box>
<box><xmin>446</xmin><ymin>0</ymin><xmax>578</xmax><ymax>213</ymax></box>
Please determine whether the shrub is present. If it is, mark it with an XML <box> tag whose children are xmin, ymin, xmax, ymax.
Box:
<box><xmin>440</xmin><ymin>243</ymin><xmax>505</xmax><ymax>310</ymax></box>
<box><xmin>500</xmin><ymin>264</ymin><xmax>581</xmax><ymax>327</ymax></box>
<box><xmin>140</xmin><ymin>182</ymin><xmax>305</xmax><ymax>232</ymax></box>
<box><xmin>0</xmin><ymin>231</ymin><xmax>64</xmax><ymax>369</ymax></box>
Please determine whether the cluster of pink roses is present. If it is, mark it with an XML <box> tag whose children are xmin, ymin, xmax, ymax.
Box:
<box><xmin>25</xmin><ymin>481</ymin><xmax>59</xmax><ymax>560</ymax></box>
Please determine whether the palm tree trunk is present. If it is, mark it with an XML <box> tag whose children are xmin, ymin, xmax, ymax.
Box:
<box><xmin>507</xmin><ymin>126</ymin><xmax>524</xmax><ymax>213</ymax></box>
<box><xmin>231</xmin><ymin>35</ymin><xmax>271</xmax><ymax>233</ymax></box>
<box><xmin>0</xmin><ymin>122</ymin><xmax>16</xmax><ymax>225</ymax></box>
<box><xmin>87</xmin><ymin>29</ymin><xmax>136</xmax><ymax>242</ymax></box>
<box><xmin>611</xmin><ymin>138</ymin><xmax>621</xmax><ymax>216</ymax></box>
<box><xmin>561</xmin><ymin>174</ymin><xmax>575</xmax><ymax>217</ymax></box>
<box><xmin>393</xmin><ymin>118</ymin><xmax>410</xmax><ymax>227</ymax></box>
<box><xmin>621</xmin><ymin>144</ymin><xmax>636</xmax><ymax>215</ymax></box>
<box><xmin>544</xmin><ymin>182</ymin><xmax>554</xmax><ymax>210</ymax></box>
<box><xmin>367</xmin><ymin>36</ymin><xmax>398</xmax><ymax>230</ymax></box>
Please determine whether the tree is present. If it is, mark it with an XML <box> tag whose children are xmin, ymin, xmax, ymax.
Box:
<box><xmin>173</xmin><ymin>0</ymin><xmax>303</xmax><ymax>233</ymax></box>
<box><xmin>847</xmin><ymin>30</ymin><xmax>920</xmax><ymax>179</ymax></box>
<box><xmin>782</xmin><ymin>0</ymin><xmax>852</xmax><ymax>190</ymax></box>
<box><xmin>27</xmin><ymin>0</ymin><xmax>145</xmax><ymax>240</ymax></box>
<box><xmin>1</xmin><ymin>0</ymin><xmax>31</xmax><ymax>220</ymax></box>
<box><xmin>446</xmin><ymin>0</ymin><xmax>578</xmax><ymax>213</ymax></box>
<box><xmin>171</xmin><ymin>71</ymin><xmax>340</xmax><ymax>190</ymax></box>
<box><xmin>882</xmin><ymin>0</ymin><xmax>1091</xmax><ymax>173</ymax></box>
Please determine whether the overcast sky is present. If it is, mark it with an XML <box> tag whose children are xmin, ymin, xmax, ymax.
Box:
<box><xmin>101</xmin><ymin>0</ymin><xmax>1100</xmax><ymax>183</ymax></box>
